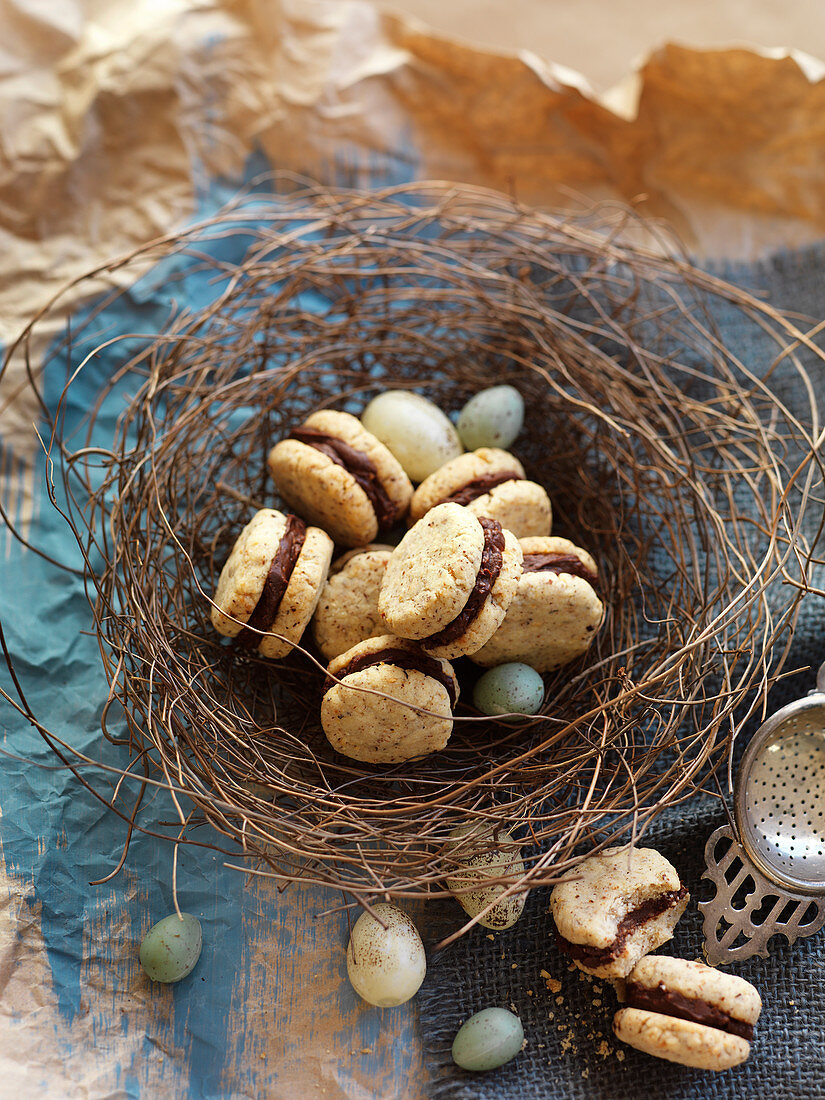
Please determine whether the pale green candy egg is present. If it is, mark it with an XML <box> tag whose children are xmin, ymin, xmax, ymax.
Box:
<box><xmin>473</xmin><ymin>662</ymin><xmax>544</xmax><ymax>718</ymax></box>
<box><xmin>139</xmin><ymin>912</ymin><xmax>202</xmax><ymax>983</ymax></box>
<box><xmin>361</xmin><ymin>391</ymin><xmax>463</xmax><ymax>482</ymax></box>
<box><xmin>346</xmin><ymin>902</ymin><xmax>426</xmax><ymax>1007</ymax></box>
<box><xmin>452</xmin><ymin>1007</ymin><xmax>525</xmax><ymax>1071</ymax></box>
<box><xmin>457</xmin><ymin>386</ymin><xmax>524</xmax><ymax>450</ymax></box>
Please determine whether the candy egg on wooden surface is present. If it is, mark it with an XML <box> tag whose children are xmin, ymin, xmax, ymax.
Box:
<box><xmin>473</xmin><ymin>662</ymin><xmax>545</xmax><ymax>719</ymax></box>
<box><xmin>452</xmin><ymin>1007</ymin><xmax>525</xmax><ymax>1071</ymax></box>
<box><xmin>457</xmin><ymin>386</ymin><xmax>524</xmax><ymax>451</ymax></box>
<box><xmin>346</xmin><ymin>902</ymin><xmax>426</xmax><ymax>1007</ymax></box>
<box><xmin>446</xmin><ymin>824</ymin><xmax>527</xmax><ymax>930</ymax></box>
<box><xmin>139</xmin><ymin>912</ymin><xmax>202</xmax><ymax>983</ymax></box>
<box><xmin>361</xmin><ymin>391</ymin><xmax>463</xmax><ymax>482</ymax></box>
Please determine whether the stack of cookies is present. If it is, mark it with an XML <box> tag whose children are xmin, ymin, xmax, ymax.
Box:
<box><xmin>550</xmin><ymin>845</ymin><xmax>763</xmax><ymax>1070</ymax></box>
<box><xmin>210</xmin><ymin>393</ymin><xmax>605</xmax><ymax>764</ymax></box>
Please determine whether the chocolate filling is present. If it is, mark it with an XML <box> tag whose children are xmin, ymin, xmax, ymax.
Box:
<box><xmin>522</xmin><ymin>552</ymin><xmax>599</xmax><ymax>591</ymax></box>
<box><xmin>426</xmin><ymin>517</ymin><xmax>505</xmax><ymax>647</ymax></box>
<box><xmin>323</xmin><ymin>647</ymin><xmax>458</xmax><ymax>707</ymax></box>
<box><xmin>555</xmin><ymin>885</ymin><xmax>687</xmax><ymax>967</ymax></box>
<box><xmin>237</xmin><ymin>515</ymin><xmax>307</xmax><ymax>649</ymax></box>
<box><xmin>289</xmin><ymin>426</ymin><xmax>398</xmax><ymax>529</ymax></box>
<box><xmin>441</xmin><ymin>470</ymin><xmax>522</xmax><ymax>508</ymax></box>
<box><xmin>625</xmin><ymin>982</ymin><xmax>754</xmax><ymax>1042</ymax></box>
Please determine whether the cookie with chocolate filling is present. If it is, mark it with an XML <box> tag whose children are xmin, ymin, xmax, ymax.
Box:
<box><xmin>614</xmin><ymin>956</ymin><xmax>761</xmax><ymax>1070</ymax></box>
<box><xmin>211</xmin><ymin>508</ymin><xmax>333</xmax><ymax>658</ymax></box>
<box><xmin>409</xmin><ymin>448</ymin><xmax>552</xmax><ymax>538</ymax></box>
<box><xmin>267</xmin><ymin>410</ymin><xmax>413</xmax><ymax>547</ymax></box>
<box><xmin>471</xmin><ymin>535</ymin><xmax>603</xmax><ymax>672</ymax></box>
<box><xmin>378</xmin><ymin>502</ymin><xmax>523</xmax><ymax>660</ymax></box>
<box><xmin>550</xmin><ymin>846</ymin><xmax>689</xmax><ymax>979</ymax></box>
<box><xmin>321</xmin><ymin>634</ymin><xmax>459</xmax><ymax>762</ymax></box>
<box><xmin>312</xmin><ymin>544</ymin><xmax>394</xmax><ymax>660</ymax></box>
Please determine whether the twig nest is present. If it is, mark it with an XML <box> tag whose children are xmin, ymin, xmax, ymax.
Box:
<box><xmin>361</xmin><ymin>390</ymin><xmax>463</xmax><ymax>481</ymax></box>
<box><xmin>446</xmin><ymin>824</ymin><xmax>527</xmax><ymax>930</ymax></box>
<box><xmin>457</xmin><ymin>386</ymin><xmax>524</xmax><ymax>450</ymax></box>
<box><xmin>346</xmin><ymin>903</ymin><xmax>426</xmax><ymax>1007</ymax></box>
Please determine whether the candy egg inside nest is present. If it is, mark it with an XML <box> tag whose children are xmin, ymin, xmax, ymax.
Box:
<box><xmin>446</xmin><ymin>825</ymin><xmax>527</xmax><ymax>930</ymax></box>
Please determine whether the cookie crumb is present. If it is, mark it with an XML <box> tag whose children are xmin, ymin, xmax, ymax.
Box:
<box><xmin>616</xmin><ymin>1050</ymin><xmax>625</xmax><ymax>1062</ymax></box>
<box><xmin>511</xmin><ymin>963</ymin><xmax>518</xmax><ymax>969</ymax></box>
<box><xmin>592</xmin><ymin>998</ymin><xmax>602</xmax><ymax>1007</ymax></box>
<box><xmin>486</xmin><ymin>934</ymin><xmax>495</xmax><ymax>941</ymax></box>
<box><xmin>555</xmin><ymin>995</ymin><xmax>564</xmax><ymax>1005</ymax></box>
<box><xmin>597</xmin><ymin>1040</ymin><xmax>611</xmax><ymax>1058</ymax></box>
<box><xmin>582</xmin><ymin>1068</ymin><xmax>590</xmax><ymax>1079</ymax></box>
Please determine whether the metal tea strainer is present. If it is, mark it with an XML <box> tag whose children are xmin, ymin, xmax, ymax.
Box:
<box><xmin>700</xmin><ymin>661</ymin><xmax>825</xmax><ymax>965</ymax></box>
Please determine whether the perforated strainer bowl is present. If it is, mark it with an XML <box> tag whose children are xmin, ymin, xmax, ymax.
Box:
<box><xmin>701</xmin><ymin>662</ymin><xmax>825</xmax><ymax>964</ymax></box>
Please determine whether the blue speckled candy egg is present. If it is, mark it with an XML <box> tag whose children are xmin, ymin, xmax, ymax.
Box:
<box><xmin>139</xmin><ymin>912</ymin><xmax>202</xmax><ymax>983</ymax></box>
<box><xmin>473</xmin><ymin>662</ymin><xmax>544</xmax><ymax>718</ymax></box>
<box><xmin>452</xmin><ymin>1007</ymin><xmax>525</xmax><ymax>1071</ymax></box>
<box><xmin>457</xmin><ymin>386</ymin><xmax>524</xmax><ymax>450</ymax></box>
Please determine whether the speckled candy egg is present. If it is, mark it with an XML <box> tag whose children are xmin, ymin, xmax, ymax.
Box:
<box><xmin>446</xmin><ymin>824</ymin><xmax>527</xmax><ymax>930</ymax></box>
<box><xmin>473</xmin><ymin>662</ymin><xmax>544</xmax><ymax>718</ymax></box>
<box><xmin>139</xmin><ymin>912</ymin><xmax>202</xmax><ymax>983</ymax></box>
<box><xmin>457</xmin><ymin>386</ymin><xmax>524</xmax><ymax>451</ymax></box>
<box><xmin>452</xmin><ymin>1007</ymin><xmax>525</xmax><ymax>1071</ymax></box>
<box><xmin>361</xmin><ymin>391</ymin><xmax>463</xmax><ymax>482</ymax></box>
<box><xmin>346</xmin><ymin>902</ymin><xmax>426</xmax><ymax>1007</ymax></box>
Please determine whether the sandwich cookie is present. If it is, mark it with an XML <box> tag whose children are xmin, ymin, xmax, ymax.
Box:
<box><xmin>614</xmin><ymin>956</ymin><xmax>761</xmax><ymax>1070</ymax></box>
<box><xmin>550</xmin><ymin>846</ymin><xmax>689</xmax><ymax>979</ymax></box>
<box><xmin>378</xmin><ymin>502</ymin><xmax>523</xmax><ymax>660</ymax></box>
<box><xmin>211</xmin><ymin>508</ymin><xmax>333</xmax><ymax>658</ymax></box>
<box><xmin>321</xmin><ymin>634</ymin><xmax>458</xmax><ymax>763</ymax></box>
<box><xmin>409</xmin><ymin>448</ymin><xmax>552</xmax><ymax>538</ymax></box>
<box><xmin>267</xmin><ymin>410</ymin><xmax>413</xmax><ymax>547</ymax></box>
<box><xmin>312</xmin><ymin>544</ymin><xmax>393</xmax><ymax>660</ymax></box>
<box><xmin>471</xmin><ymin>535</ymin><xmax>603</xmax><ymax>671</ymax></box>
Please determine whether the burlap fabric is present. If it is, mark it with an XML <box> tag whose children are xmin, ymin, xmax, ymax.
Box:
<box><xmin>419</xmin><ymin>245</ymin><xmax>825</xmax><ymax>1100</ymax></box>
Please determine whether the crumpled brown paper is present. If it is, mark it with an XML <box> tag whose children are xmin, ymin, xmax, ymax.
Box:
<box><xmin>3</xmin><ymin>1</ymin><xmax>825</xmax><ymax>442</ymax></box>
<box><xmin>3</xmin><ymin>0</ymin><xmax>825</xmax><ymax>352</ymax></box>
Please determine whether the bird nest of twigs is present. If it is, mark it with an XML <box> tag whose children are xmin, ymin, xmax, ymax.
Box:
<box><xmin>5</xmin><ymin>179</ymin><xmax>823</xmax><ymax>919</ymax></box>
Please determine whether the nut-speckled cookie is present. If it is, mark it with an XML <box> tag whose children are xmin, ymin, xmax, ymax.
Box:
<box><xmin>614</xmin><ymin>956</ymin><xmax>760</xmax><ymax>1070</ymax></box>
<box><xmin>312</xmin><ymin>544</ymin><xmax>394</xmax><ymax>660</ymax></box>
<box><xmin>550</xmin><ymin>846</ymin><xmax>689</xmax><ymax>979</ymax></box>
<box><xmin>267</xmin><ymin>410</ymin><xmax>413</xmax><ymax>547</ymax></box>
<box><xmin>378</xmin><ymin>502</ymin><xmax>523</xmax><ymax>660</ymax></box>
<box><xmin>211</xmin><ymin>508</ymin><xmax>333</xmax><ymax>659</ymax></box>
<box><xmin>409</xmin><ymin>448</ymin><xmax>552</xmax><ymax>538</ymax></box>
<box><xmin>471</xmin><ymin>535</ymin><xmax>603</xmax><ymax>671</ymax></box>
<box><xmin>321</xmin><ymin>634</ymin><xmax>458</xmax><ymax>762</ymax></box>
